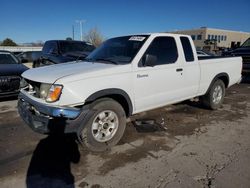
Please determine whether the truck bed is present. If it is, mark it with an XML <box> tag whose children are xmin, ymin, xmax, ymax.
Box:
<box><xmin>198</xmin><ymin>56</ymin><xmax>242</xmax><ymax>95</ymax></box>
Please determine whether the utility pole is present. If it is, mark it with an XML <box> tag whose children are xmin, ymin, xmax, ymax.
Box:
<box><xmin>75</xmin><ymin>20</ymin><xmax>86</xmax><ymax>41</ymax></box>
<box><xmin>72</xmin><ymin>25</ymin><xmax>75</xmax><ymax>40</ymax></box>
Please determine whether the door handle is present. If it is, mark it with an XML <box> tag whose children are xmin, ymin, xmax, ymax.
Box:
<box><xmin>176</xmin><ymin>68</ymin><xmax>183</xmax><ymax>72</ymax></box>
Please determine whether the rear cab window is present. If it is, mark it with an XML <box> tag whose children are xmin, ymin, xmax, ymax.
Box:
<box><xmin>180</xmin><ymin>37</ymin><xmax>195</xmax><ymax>62</ymax></box>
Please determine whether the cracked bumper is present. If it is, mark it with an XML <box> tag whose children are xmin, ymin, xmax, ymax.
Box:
<box><xmin>18</xmin><ymin>92</ymin><xmax>89</xmax><ymax>134</ymax></box>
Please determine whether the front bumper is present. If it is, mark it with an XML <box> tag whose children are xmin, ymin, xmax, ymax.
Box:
<box><xmin>18</xmin><ymin>92</ymin><xmax>89</xmax><ymax>134</ymax></box>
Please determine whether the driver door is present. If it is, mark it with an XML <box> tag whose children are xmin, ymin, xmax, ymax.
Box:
<box><xmin>133</xmin><ymin>36</ymin><xmax>184</xmax><ymax>113</ymax></box>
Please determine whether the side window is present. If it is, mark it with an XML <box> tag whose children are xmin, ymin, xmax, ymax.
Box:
<box><xmin>180</xmin><ymin>37</ymin><xmax>194</xmax><ymax>62</ymax></box>
<box><xmin>141</xmin><ymin>36</ymin><xmax>178</xmax><ymax>66</ymax></box>
<box><xmin>43</xmin><ymin>42</ymin><xmax>57</xmax><ymax>54</ymax></box>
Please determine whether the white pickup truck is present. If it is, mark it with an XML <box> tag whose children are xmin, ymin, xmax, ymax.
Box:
<box><xmin>18</xmin><ymin>33</ymin><xmax>242</xmax><ymax>151</ymax></box>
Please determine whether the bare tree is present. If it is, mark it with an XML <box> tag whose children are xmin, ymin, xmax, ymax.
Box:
<box><xmin>84</xmin><ymin>28</ymin><xmax>105</xmax><ymax>47</ymax></box>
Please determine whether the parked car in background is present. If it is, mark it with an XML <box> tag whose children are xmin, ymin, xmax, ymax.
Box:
<box><xmin>33</xmin><ymin>40</ymin><xmax>95</xmax><ymax>67</ymax></box>
<box><xmin>0</xmin><ymin>51</ymin><xmax>28</xmax><ymax>97</ymax></box>
<box><xmin>12</xmin><ymin>51</ymin><xmax>23</xmax><ymax>56</ymax></box>
<box><xmin>18</xmin><ymin>33</ymin><xmax>242</xmax><ymax>151</ymax></box>
<box><xmin>196</xmin><ymin>50</ymin><xmax>215</xmax><ymax>57</ymax></box>
<box><xmin>17</xmin><ymin>51</ymin><xmax>42</xmax><ymax>63</ymax></box>
<box><xmin>222</xmin><ymin>38</ymin><xmax>250</xmax><ymax>73</ymax></box>
<box><xmin>17</xmin><ymin>51</ymin><xmax>42</xmax><ymax>69</ymax></box>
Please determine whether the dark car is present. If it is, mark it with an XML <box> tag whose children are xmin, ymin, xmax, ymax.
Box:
<box><xmin>0</xmin><ymin>51</ymin><xmax>28</xmax><ymax>97</ymax></box>
<box><xmin>222</xmin><ymin>38</ymin><xmax>250</xmax><ymax>73</ymax></box>
<box><xmin>34</xmin><ymin>40</ymin><xmax>95</xmax><ymax>67</ymax></box>
<box><xmin>17</xmin><ymin>51</ymin><xmax>42</xmax><ymax>63</ymax></box>
<box><xmin>197</xmin><ymin>50</ymin><xmax>215</xmax><ymax>57</ymax></box>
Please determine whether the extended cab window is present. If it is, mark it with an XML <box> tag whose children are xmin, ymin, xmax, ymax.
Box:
<box><xmin>180</xmin><ymin>37</ymin><xmax>194</xmax><ymax>62</ymax></box>
<box><xmin>141</xmin><ymin>37</ymin><xmax>178</xmax><ymax>66</ymax></box>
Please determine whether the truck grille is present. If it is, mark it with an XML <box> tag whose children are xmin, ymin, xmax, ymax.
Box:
<box><xmin>0</xmin><ymin>76</ymin><xmax>21</xmax><ymax>92</ymax></box>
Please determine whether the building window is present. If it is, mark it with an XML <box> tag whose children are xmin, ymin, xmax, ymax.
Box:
<box><xmin>208</xmin><ymin>35</ymin><xmax>211</xmax><ymax>40</ymax></box>
<box><xmin>197</xmin><ymin>35</ymin><xmax>202</xmax><ymax>40</ymax></box>
<box><xmin>215</xmin><ymin>35</ymin><xmax>217</xmax><ymax>41</ymax></box>
<box><xmin>191</xmin><ymin>35</ymin><xmax>196</xmax><ymax>40</ymax></box>
<box><xmin>221</xmin><ymin>35</ymin><xmax>224</xmax><ymax>41</ymax></box>
<box><xmin>224</xmin><ymin>35</ymin><xmax>227</xmax><ymax>41</ymax></box>
<box><xmin>218</xmin><ymin>35</ymin><xmax>221</xmax><ymax>42</ymax></box>
<box><xmin>211</xmin><ymin>35</ymin><xmax>214</xmax><ymax>40</ymax></box>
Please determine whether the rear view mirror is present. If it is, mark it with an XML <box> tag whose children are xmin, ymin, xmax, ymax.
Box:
<box><xmin>144</xmin><ymin>54</ymin><xmax>157</xmax><ymax>67</ymax></box>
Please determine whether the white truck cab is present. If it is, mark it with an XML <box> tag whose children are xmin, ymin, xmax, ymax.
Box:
<box><xmin>18</xmin><ymin>33</ymin><xmax>242</xmax><ymax>151</ymax></box>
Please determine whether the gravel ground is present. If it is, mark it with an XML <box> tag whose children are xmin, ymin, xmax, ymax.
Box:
<box><xmin>0</xmin><ymin>77</ymin><xmax>250</xmax><ymax>188</ymax></box>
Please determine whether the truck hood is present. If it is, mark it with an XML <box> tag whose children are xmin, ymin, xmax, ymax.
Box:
<box><xmin>22</xmin><ymin>61</ymin><xmax>121</xmax><ymax>83</ymax></box>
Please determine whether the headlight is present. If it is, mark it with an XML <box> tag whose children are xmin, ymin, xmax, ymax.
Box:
<box><xmin>46</xmin><ymin>84</ymin><xmax>63</xmax><ymax>103</ymax></box>
<box><xmin>40</xmin><ymin>83</ymin><xmax>51</xmax><ymax>99</ymax></box>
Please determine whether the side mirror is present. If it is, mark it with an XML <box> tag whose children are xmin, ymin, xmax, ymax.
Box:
<box><xmin>21</xmin><ymin>58</ymin><xmax>28</xmax><ymax>63</ymax></box>
<box><xmin>144</xmin><ymin>54</ymin><xmax>157</xmax><ymax>67</ymax></box>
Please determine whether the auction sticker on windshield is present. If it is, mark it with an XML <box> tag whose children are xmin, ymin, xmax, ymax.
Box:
<box><xmin>129</xmin><ymin>36</ymin><xmax>146</xmax><ymax>41</ymax></box>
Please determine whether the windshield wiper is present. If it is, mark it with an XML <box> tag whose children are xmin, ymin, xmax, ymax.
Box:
<box><xmin>95</xmin><ymin>58</ymin><xmax>118</xmax><ymax>65</ymax></box>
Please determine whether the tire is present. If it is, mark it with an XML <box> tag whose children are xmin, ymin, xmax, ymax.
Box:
<box><xmin>78</xmin><ymin>98</ymin><xmax>126</xmax><ymax>152</ymax></box>
<box><xmin>201</xmin><ymin>79</ymin><xmax>225</xmax><ymax>110</ymax></box>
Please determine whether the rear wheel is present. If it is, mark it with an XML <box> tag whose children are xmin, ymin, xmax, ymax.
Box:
<box><xmin>78</xmin><ymin>98</ymin><xmax>126</xmax><ymax>152</ymax></box>
<box><xmin>201</xmin><ymin>79</ymin><xmax>225</xmax><ymax>110</ymax></box>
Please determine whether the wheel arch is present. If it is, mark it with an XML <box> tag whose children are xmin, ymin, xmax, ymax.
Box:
<box><xmin>205</xmin><ymin>73</ymin><xmax>229</xmax><ymax>94</ymax></box>
<box><xmin>85</xmin><ymin>88</ymin><xmax>133</xmax><ymax>117</ymax></box>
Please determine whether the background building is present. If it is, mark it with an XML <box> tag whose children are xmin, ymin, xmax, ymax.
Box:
<box><xmin>171</xmin><ymin>27</ymin><xmax>250</xmax><ymax>51</ymax></box>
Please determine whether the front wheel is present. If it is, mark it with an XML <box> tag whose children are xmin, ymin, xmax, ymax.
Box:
<box><xmin>201</xmin><ymin>79</ymin><xmax>225</xmax><ymax>110</ymax></box>
<box><xmin>78</xmin><ymin>98</ymin><xmax>126</xmax><ymax>152</ymax></box>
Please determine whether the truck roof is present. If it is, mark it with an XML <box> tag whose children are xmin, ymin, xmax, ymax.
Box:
<box><xmin>112</xmin><ymin>33</ymin><xmax>191</xmax><ymax>38</ymax></box>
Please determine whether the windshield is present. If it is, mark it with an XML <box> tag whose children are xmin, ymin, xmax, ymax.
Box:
<box><xmin>0</xmin><ymin>53</ymin><xmax>19</xmax><ymax>64</ymax></box>
<box><xmin>60</xmin><ymin>42</ymin><xmax>95</xmax><ymax>53</ymax></box>
<box><xmin>241</xmin><ymin>38</ymin><xmax>250</xmax><ymax>47</ymax></box>
<box><xmin>86</xmin><ymin>35</ymin><xmax>149</xmax><ymax>65</ymax></box>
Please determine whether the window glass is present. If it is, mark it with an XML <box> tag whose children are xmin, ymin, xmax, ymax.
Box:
<box><xmin>208</xmin><ymin>35</ymin><xmax>211</xmax><ymax>40</ymax></box>
<box><xmin>191</xmin><ymin>35</ymin><xmax>196</xmax><ymax>40</ymax></box>
<box><xmin>60</xmin><ymin>41</ymin><xmax>95</xmax><ymax>53</ymax></box>
<box><xmin>197</xmin><ymin>35</ymin><xmax>202</xmax><ymax>40</ymax></box>
<box><xmin>242</xmin><ymin>38</ymin><xmax>250</xmax><ymax>47</ymax></box>
<box><xmin>87</xmin><ymin>35</ymin><xmax>149</xmax><ymax>65</ymax></box>
<box><xmin>224</xmin><ymin>36</ymin><xmax>227</xmax><ymax>41</ymax></box>
<box><xmin>43</xmin><ymin>41</ymin><xmax>57</xmax><ymax>54</ymax></box>
<box><xmin>180</xmin><ymin>37</ymin><xmax>194</xmax><ymax>62</ymax></box>
<box><xmin>0</xmin><ymin>53</ymin><xmax>19</xmax><ymax>64</ymax></box>
<box><xmin>141</xmin><ymin>36</ymin><xmax>178</xmax><ymax>66</ymax></box>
